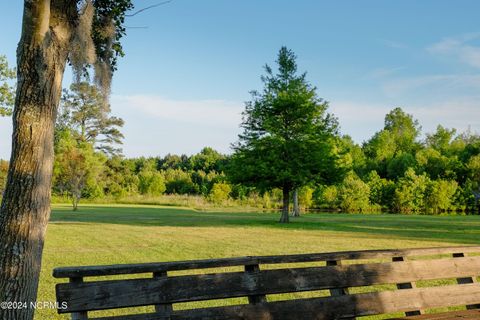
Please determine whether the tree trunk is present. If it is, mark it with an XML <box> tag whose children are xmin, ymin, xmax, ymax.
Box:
<box><xmin>279</xmin><ymin>186</ymin><xmax>290</xmax><ymax>223</ymax></box>
<box><xmin>72</xmin><ymin>196</ymin><xmax>79</xmax><ymax>211</ymax></box>
<box><xmin>292</xmin><ymin>188</ymin><xmax>300</xmax><ymax>217</ymax></box>
<box><xmin>0</xmin><ymin>2</ymin><xmax>74</xmax><ymax>319</ymax></box>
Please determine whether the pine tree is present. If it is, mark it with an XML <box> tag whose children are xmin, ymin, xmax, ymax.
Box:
<box><xmin>229</xmin><ymin>47</ymin><xmax>339</xmax><ymax>223</ymax></box>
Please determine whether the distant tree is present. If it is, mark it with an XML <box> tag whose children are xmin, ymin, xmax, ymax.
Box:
<box><xmin>416</xmin><ymin>147</ymin><xmax>453</xmax><ymax>180</ymax></box>
<box><xmin>159</xmin><ymin>153</ymin><xmax>188</xmax><ymax>170</ymax></box>
<box><xmin>426</xmin><ymin>125</ymin><xmax>457</xmax><ymax>154</ymax></box>
<box><xmin>364</xmin><ymin>108</ymin><xmax>421</xmax><ymax>177</ymax></box>
<box><xmin>189</xmin><ymin>147</ymin><xmax>226</xmax><ymax>173</ymax></box>
<box><xmin>53</xmin><ymin>130</ymin><xmax>105</xmax><ymax>210</ymax></box>
<box><xmin>0</xmin><ymin>55</ymin><xmax>15</xmax><ymax>117</ymax></box>
<box><xmin>386</xmin><ymin>152</ymin><xmax>416</xmax><ymax>180</ymax></box>
<box><xmin>163</xmin><ymin>168</ymin><xmax>197</xmax><ymax>194</ymax></box>
<box><xmin>58</xmin><ymin>82</ymin><xmax>124</xmax><ymax>155</ymax></box>
<box><xmin>336</xmin><ymin>135</ymin><xmax>367</xmax><ymax>176</ymax></box>
<box><xmin>229</xmin><ymin>47</ymin><xmax>339</xmax><ymax>222</ymax></box>
<box><xmin>384</xmin><ymin>107</ymin><xmax>421</xmax><ymax>153</ymax></box>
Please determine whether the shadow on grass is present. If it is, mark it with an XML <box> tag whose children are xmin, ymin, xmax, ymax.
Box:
<box><xmin>50</xmin><ymin>205</ymin><xmax>480</xmax><ymax>244</ymax></box>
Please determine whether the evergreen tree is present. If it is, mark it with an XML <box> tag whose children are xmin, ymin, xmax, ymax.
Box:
<box><xmin>58</xmin><ymin>82</ymin><xmax>124</xmax><ymax>155</ymax></box>
<box><xmin>229</xmin><ymin>47</ymin><xmax>339</xmax><ymax>223</ymax></box>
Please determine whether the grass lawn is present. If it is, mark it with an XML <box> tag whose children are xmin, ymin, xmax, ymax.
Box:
<box><xmin>36</xmin><ymin>204</ymin><xmax>480</xmax><ymax>319</ymax></box>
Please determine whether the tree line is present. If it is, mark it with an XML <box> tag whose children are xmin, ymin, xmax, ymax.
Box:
<box><xmin>1</xmin><ymin>50</ymin><xmax>479</xmax><ymax>217</ymax></box>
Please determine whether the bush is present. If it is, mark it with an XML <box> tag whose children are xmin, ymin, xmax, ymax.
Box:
<box><xmin>424</xmin><ymin>179</ymin><xmax>458</xmax><ymax>214</ymax></box>
<box><xmin>138</xmin><ymin>170</ymin><xmax>166</xmax><ymax>196</ymax></box>
<box><xmin>394</xmin><ymin>168</ymin><xmax>429</xmax><ymax>213</ymax></box>
<box><xmin>209</xmin><ymin>182</ymin><xmax>232</xmax><ymax>204</ymax></box>
<box><xmin>337</xmin><ymin>173</ymin><xmax>371</xmax><ymax>212</ymax></box>
<box><xmin>163</xmin><ymin>168</ymin><xmax>197</xmax><ymax>194</ymax></box>
<box><xmin>365</xmin><ymin>170</ymin><xmax>395</xmax><ymax>210</ymax></box>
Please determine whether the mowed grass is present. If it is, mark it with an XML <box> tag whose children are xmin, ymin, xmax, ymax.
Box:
<box><xmin>36</xmin><ymin>204</ymin><xmax>480</xmax><ymax>319</ymax></box>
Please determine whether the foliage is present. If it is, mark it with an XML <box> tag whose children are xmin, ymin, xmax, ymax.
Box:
<box><xmin>298</xmin><ymin>186</ymin><xmax>314</xmax><ymax>210</ymax></box>
<box><xmin>425</xmin><ymin>179</ymin><xmax>458</xmax><ymax>214</ymax></box>
<box><xmin>0</xmin><ymin>55</ymin><xmax>15</xmax><ymax>117</ymax></box>
<box><xmin>53</xmin><ymin>130</ymin><xmax>106</xmax><ymax>210</ymax></box>
<box><xmin>365</xmin><ymin>171</ymin><xmax>395</xmax><ymax>210</ymax></box>
<box><xmin>228</xmin><ymin>47</ymin><xmax>339</xmax><ymax>222</ymax></box>
<box><xmin>394</xmin><ymin>168</ymin><xmax>430</xmax><ymax>213</ymax></box>
<box><xmin>209</xmin><ymin>182</ymin><xmax>232</xmax><ymax>204</ymax></box>
<box><xmin>189</xmin><ymin>147</ymin><xmax>226</xmax><ymax>173</ymax></box>
<box><xmin>364</xmin><ymin>108</ymin><xmax>421</xmax><ymax>177</ymax></box>
<box><xmin>47</xmin><ymin>113</ymin><xmax>480</xmax><ymax>215</ymax></box>
<box><xmin>386</xmin><ymin>152</ymin><xmax>416</xmax><ymax>180</ymax></box>
<box><xmin>58</xmin><ymin>82</ymin><xmax>124</xmax><ymax>155</ymax></box>
<box><xmin>337</xmin><ymin>173</ymin><xmax>371</xmax><ymax>212</ymax></box>
<box><xmin>138</xmin><ymin>170</ymin><xmax>166</xmax><ymax>196</ymax></box>
<box><xmin>164</xmin><ymin>168</ymin><xmax>197</xmax><ymax>194</ymax></box>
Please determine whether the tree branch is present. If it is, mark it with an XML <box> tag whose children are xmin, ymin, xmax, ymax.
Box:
<box><xmin>126</xmin><ymin>1</ymin><xmax>173</xmax><ymax>17</ymax></box>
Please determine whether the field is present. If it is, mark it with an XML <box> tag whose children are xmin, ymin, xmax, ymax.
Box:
<box><xmin>36</xmin><ymin>204</ymin><xmax>480</xmax><ymax>319</ymax></box>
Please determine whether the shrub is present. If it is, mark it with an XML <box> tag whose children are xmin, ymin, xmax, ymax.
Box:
<box><xmin>138</xmin><ymin>170</ymin><xmax>166</xmax><ymax>195</ymax></box>
<box><xmin>425</xmin><ymin>179</ymin><xmax>458</xmax><ymax>214</ymax></box>
<box><xmin>337</xmin><ymin>173</ymin><xmax>371</xmax><ymax>212</ymax></box>
<box><xmin>209</xmin><ymin>182</ymin><xmax>232</xmax><ymax>204</ymax></box>
<box><xmin>394</xmin><ymin>168</ymin><xmax>429</xmax><ymax>213</ymax></box>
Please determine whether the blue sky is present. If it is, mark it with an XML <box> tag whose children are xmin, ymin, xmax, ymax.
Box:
<box><xmin>1</xmin><ymin>0</ymin><xmax>480</xmax><ymax>159</ymax></box>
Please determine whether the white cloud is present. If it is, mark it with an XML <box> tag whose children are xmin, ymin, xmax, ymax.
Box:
<box><xmin>2</xmin><ymin>95</ymin><xmax>478</xmax><ymax>160</ymax></box>
<box><xmin>330</xmin><ymin>98</ymin><xmax>480</xmax><ymax>144</ymax></box>
<box><xmin>427</xmin><ymin>33</ymin><xmax>480</xmax><ymax>68</ymax></box>
<box><xmin>109</xmin><ymin>95</ymin><xmax>245</xmax><ymax>157</ymax></box>
<box><xmin>111</xmin><ymin>95</ymin><xmax>243</xmax><ymax>128</ymax></box>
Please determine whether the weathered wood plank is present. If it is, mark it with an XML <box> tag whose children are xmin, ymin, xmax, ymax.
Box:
<box><xmin>91</xmin><ymin>284</ymin><xmax>480</xmax><ymax>320</ymax></box>
<box><xmin>53</xmin><ymin>246</ymin><xmax>480</xmax><ymax>278</ymax></box>
<box><xmin>57</xmin><ymin>256</ymin><xmax>480</xmax><ymax>313</ymax></box>
<box><xmin>453</xmin><ymin>252</ymin><xmax>480</xmax><ymax>310</ymax></box>
<box><xmin>392</xmin><ymin>256</ymin><xmax>421</xmax><ymax>316</ymax></box>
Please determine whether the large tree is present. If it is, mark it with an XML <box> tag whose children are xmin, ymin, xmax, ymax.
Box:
<box><xmin>0</xmin><ymin>1</ymin><xmax>133</xmax><ymax>319</ymax></box>
<box><xmin>57</xmin><ymin>81</ymin><xmax>124</xmax><ymax>155</ymax></box>
<box><xmin>229</xmin><ymin>47</ymin><xmax>339</xmax><ymax>223</ymax></box>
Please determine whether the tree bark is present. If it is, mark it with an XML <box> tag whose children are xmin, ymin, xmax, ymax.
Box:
<box><xmin>0</xmin><ymin>2</ymin><xmax>75</xmax><ymax>319</ymax></box>
<box><xmin>292</xmin><ymin>188</ymin><xmax>300</xmax><ymax>217</ymax></box>
<box><xmin>279</xmin><ymin>186</ymin><xmax>290</xmax><ymax>223</ymax></box>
